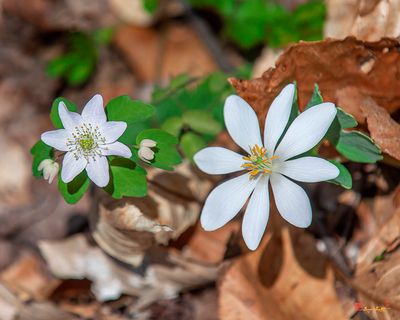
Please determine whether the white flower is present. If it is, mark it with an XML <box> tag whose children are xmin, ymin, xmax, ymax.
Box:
<box><xmin>38</xmin><ymin>159</ymin><xmax>59</xmax><ymax>184</ymax></box>
<box><xmin>41</xmin><ymin>94</ymin><xmax>132</xmax><ymax>187</ymax></box>
<box><xmin>138</xmin><ymin>139</ymin><xmax>157</xmax><ymax>162</ymax></box>
<box><xmin>193</xmin><ymin>84</ymin><xmax>339</xmax><ymax>250</ymax></box>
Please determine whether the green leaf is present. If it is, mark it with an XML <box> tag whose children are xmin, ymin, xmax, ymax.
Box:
<box><xmin>143</xmin><ymin>0</ymin><xmax>158</xmax><ymax>13</ymax></box>
<box><xmin>336</xmin><ymin>107</ymin><xmax>358</xmax><ymax>129</ymax></box>
<box><xmin>327</xmin><ymin>160</ymin><xmax>352</xmax><ymax>189</ymax></box>
<box><xmin>105</xmin><ymin>158</ymin><xmax>147</xmax><ymax>198</ymax></box>
<box><xmin>58</xmin><ymin>171</ymin><xmax>90</xmax><ymax>204</ymax></box>
<box><xmin>106</xmin><ymin>96</ymin><xmax>155</xmax><ymax>124</ymax></box>
<box><xmin>136</xmin><ymin>129</ymin><xmax>182</xmax><ymax>170</ymax></box>
<box><xmin>31</xmin><ymin>140</ymin><xmax>54</xmax><ymax>178</ymax></box>
<box><xmin>50</xmin><ymin>97</ymin><xmax>77</xmax><ymax>129</ymax></box>
<box><xmin>92</xmin><ymin>27</ymin><xmax>114</xmax><ymax>45</ymax></box>
<box><xmin>161</xmin><ymin>117</ymin><xmax>183</xmax><ymax>137</ymax></box>
<box><xmin>305</xmin><ymin>84</ymin><xmax>323</xmax><ymax>109</ymax></box>
<box><xmin>182</xmin><ymin>110</ymin><xmax>222</xmax><ymax>135</ymax></box>
<box><xmin>335</xmin><ymin>131</ymin><xmax>383</xmax><ymax>163</ymax></box>
<box><xmin>180</xmin><ymin>132</ymin><xmax>207</xmax><ymax>160</ymax></box>
<box><xmin>106</xmin><ymin>96</ymin><xmax>155</xmax><ymax>145</ymax></box>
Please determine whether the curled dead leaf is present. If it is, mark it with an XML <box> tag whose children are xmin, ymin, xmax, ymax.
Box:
<box><xmin>92</xmin><ymin>162</ymin><xmax>211</xmax><ymax>266</ymax></box>
<box><xmin>229</xmin><ymin>37</ymin><xmax>400</xmax><ymax>129</ymax></box>
<box><xmin>360</xmin><ymin>97</ymin><xmax>400</xmax><ymax>161</ymax></box>
<box><xmin>219</xmin><ymin>227</ymin><xmax>346</xmax><ymax>320</ymax></box>
<box><xmin>39</xmin><ymin>234</ymin><xmax>218</xmax><ymax>311</ymax></box>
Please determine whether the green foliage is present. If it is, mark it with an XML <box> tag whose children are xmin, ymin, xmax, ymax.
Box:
<box><xmin>31</xmin><ymin>141</ymin><xmax>54</xmax><ymax>178</ymax></box>
<box><xmin>180</xmin><ymin>132</ymin><xmax>207</xmax><ymax>160</ymax></box>
<box><xmin>306</xmin><ymin>84</ymin><xmax>382</xmax><ymax>164</ymax></box>
<box><xmin>189</xmin><ymin>0</ymin><xmax>325</xmax><ymax>49</ymax></box>
<box><xmin>106</xmin><ymin>96</ymin><xmax>155</xmax><ymax>144</ymax></box>
<box><xmin>328</xmin><ymin>160</ymin><xmax>352</xmax><ymax>189</ymax></box>
<box><xmin>136</xmin><ymin>129</ymin><xmax>182</xmax><ymax>170</ymax></box>
<box><xmin>58</xmin><ymin>171</ymin><xmax>90</xmax><ymax>204</ymax></box>
<box><xmin>335</xmin><ymin>131</ymin><xmax>383</xmax><ymax>163</ymax></box>
<box><xmin>50</xmin><ymin>97</ymin><xmax>77</xmax><ymax>129</ymax></box>
<box><xmin>47</xmin><ymin>28</ymin><xmax>113</xmax><ymax>86</ymax></box>
<box><xmin>105</xmin><ymin>158</ymin><xmax>147</xmax><ymax>198</ymax></box>
<box><xmin>143</xmin><ymin>0</ymin><xmax>158</xmax><ymax>13</ymax></box>
<box><xmin>151</xmin><ymin>70</ymin><xmax>250</xmax><ymax>160</ymax></box>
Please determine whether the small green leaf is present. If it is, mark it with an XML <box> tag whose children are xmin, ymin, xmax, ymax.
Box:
<box><xmin>92</xmin><ymin>27</ymin><xmax>114</xmax><ymax>45</ymax></box>
<box><xmin>161</xmin><ymin>117</ymin><xmax>183</xmax><ymax>137</ymax></box>
<box><xmin>336</xmin><ymin>107</ymin><xmax>358</xmax><ymax>129</ymax></box>
<box><xmin>58</xmin><ymin>171</ymin><xmax>90</xmax><ymax>204</ymax></box>
<box><xmin>373</xmin><ymin>249</ymin><xmax>387</xmax><ymax>262</ymax></box>
<box><xmin>31</xmin><ymin>140</ymin><xmax>54</xmax><ymax>178</ymax></box>
<box><xmin>106</xmin><ymin>96</ymin><xmax>155</xmax><ymax>124</ymax></box>
<box><xmin>180</xmin><ymin>132</ymin><xmax>207</xmax><ymax>160</ymax></box>
<box><xmin>336</xmin><ymin>131</ymin><xmax>383</xmax><ymax>163</ymax></box>
<box><xmin>182</xmin><ymin>110</ymin><xmax>222</xmax><ymax>135</ymax></box>
<box><xmin>136</xmin><ymin>129</ymin><xmax>182</xmax><ymax>170</ymax></box>
<box><xmin>143</xmin><ymin>0</ymin><xmax>158</xmax><ymax>13</ymax></box>
<box><xmin>327</xmin><ymin>160</ymin><xmax>352</xmax><ymax>189</ymax></box>
<box><xmin>305</xmin><ymin>84</ymin><xmax>323</xmax><ymax>109</ymax></box>
<box><xmin>105</xmin><ymin>158</ymin><xmax>147</xmax><ymax>198</ymax></box>
<box><xmin>50</xmin><ymin>97</ymin><xmax>77</xmax><ymax>129</ymax></box>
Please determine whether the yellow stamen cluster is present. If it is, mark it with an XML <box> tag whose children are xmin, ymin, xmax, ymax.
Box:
<box><xmin>241</xmin><ymin>144</ymin><xmax>278</xmax><ymax>179</ymax></box>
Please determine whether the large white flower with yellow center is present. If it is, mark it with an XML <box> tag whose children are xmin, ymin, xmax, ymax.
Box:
<box><xmin>194</xmin><ymin>84</ymin><xmax>339</xmax><ymax>250</ymax></box>
<box><xmin>41</xmin><ymin>94</ymin><xmax>132</xmax><ymax>187</ymax></box>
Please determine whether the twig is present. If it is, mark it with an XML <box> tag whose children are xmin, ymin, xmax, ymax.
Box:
<box><xmin>179</xmin><ymin>0</ymin><xmax>235</xmax><ymax>73</ymax></box>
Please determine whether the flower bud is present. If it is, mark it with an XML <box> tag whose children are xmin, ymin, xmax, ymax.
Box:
<box><xmin>140</xmin><ymin>139</ymin><xmax>157</xmax><ymax>148</ymax></box>
<box><xmin>138</xmin><ymin>146</ymin><xmax>155</xmax><ymax>163</ymax></box>
<box><xmin>38</xmin><ymin>159</ymin><xmax>59</xmax><ymax>184</ymax></box>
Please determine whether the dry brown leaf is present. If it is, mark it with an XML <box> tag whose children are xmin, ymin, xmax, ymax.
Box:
<box><xmin>360</xmin><ymin>97</ymin><xmax>400</xmax><ymax>161</ymax></box>
<box><xmin>354</xmin><ymin>207</ymin><xmax>400</xmax><ymax>319</ymax></box>
<box><xmin>183</xmin><ymin>221</ymin><xmax>240</xmax><ymax>264</ymax></box>
<box><xmin>325</xmin><ymin>0</ymin><xmax>400</xmax><ymax>41</ymax></box>
<box><xmin>92</xmin><ymin>162</ymin><xmax>211</xmax><ymax>266</ymax></box>
<box><xmin>39</xmin><ymin>234</ymin><xmax>218</xmax><ymax>310</ymax></box>
<box><xmin>219</xmin><ymin>227</ymin><xmax>346</xmax><ymax>320</ymax></box>
<box><xmin>0</xmin><ymin>254</ymin><xmax>60</xmax><ymax>302</ymax></box>
<box><xmin>114</xmin><ymin>23</ymin><xmax>217</xmax><ymax>82</ymax></box>
<box><xmin>229</xmin><ymin>37</ymin><xmax>400</xmax><ymax>129</ymax></box>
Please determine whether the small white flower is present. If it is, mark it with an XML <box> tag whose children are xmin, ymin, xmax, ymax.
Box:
<box><xmin>38</xmin><ymin>159</ymin><xmax>59</xmax><ymax>184</ymax></box>
<box><xmin>138</xmin><ymin>139</ymin><xmax>157</xmax><ymax>162</ymax></box>
<box><xmin>41</xmin><ymin>94</ymin><xmax>132</xmax><ymax>187</ymax></box>
<box><xmin>194</xmin><ymin>84</ymin><xmax>339</xmax><ymax>250</ymax></box>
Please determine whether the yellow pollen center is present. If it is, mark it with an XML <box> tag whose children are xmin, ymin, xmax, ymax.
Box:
<box><xmin>241</xmin><ymin>144</ymin><xmax>278</xmax><ymax>179</ymax></box>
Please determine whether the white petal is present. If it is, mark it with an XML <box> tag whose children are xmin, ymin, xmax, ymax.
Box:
<box><xmin>194</xmin><ymin>147</ymin><xmax>244</xmax><ymax>175</ymax></box>
<box><xmin>200</xmin><ymin>173</ymin><xmax>259</xmax><ymax>231</ymax></box>
<box><xmin>86</xmin><ymin>156</ymin><xmax>110</xmax><ymax>187</ymax></box>
<box><xmin>140</xmin><ymin>139</ymin><xmax>157</xmax><ymax>148</ymax></box>
<box><xmin>264</xmin><ymin>84</ymin><xmax>295</xmax><ymax>155</ymax></box>
<box><xmin>61</xmin><ymin>152</ymin><xmax>87</xmax><ymax>183</ymax></box>
<box><xmin>100</xmin><ymin>121</ymin><xmax>127</xmax><ymax>143</ymax></box>
<box><xmin>270</xmin><ymin>173</ymin><xmax>312</xmax><ymax>228</ymax></box>
<box><xmin>81</xmin><ymin>94</ymin><xmax>106</xmax><ymax>124</ymax></box>
<box><xmin>59</xmin><ymin>102</ymin><xmax>82</xmax><ymax>131</ymax></box>
<box><xmin>101</xmin><ymin>142</ymin><xmax>132</xmax><ymax>158</ymax></box>
<box><xmin>224</xmin><ymin>95</ymin><xmax>262</xmax><ymax>153</ymax></box>
<box><xmin>138</xmin><ymin>146</ymin><xmax>154</xmax><ymax>161</ymax></box>
<box><xmin>242</xmin><ymin>177</ymin><xmax>270</xmax><ymax>250</ymax></box>
<box><xmin>274</xmin><ymin>103</ymin><xmax>337</xmax><ymax>160</ymax></box>
<box><xmin>41</xmin><ymin>129</ymin><xmax>70</xmax><ymax>151</ymax></box>
<box><xmin>276</xmin><ymin>157</ymin><xmax>339</xmax><ymax>183</ymax></box>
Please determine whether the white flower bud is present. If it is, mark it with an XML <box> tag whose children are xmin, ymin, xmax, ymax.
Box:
<box><xmin>138</xmin><ymin>146</ymin><xmax>155</xmax><ymax>162</ymax></box>
<box><xmin>38</xmin><ymin>159</ymin><xmax>59</xmax><ymax>184</ymax></box>
<box><xmin>140</xmin><ymin>139</ymin><xmax>157</xmax><ymax>148</ymax></box>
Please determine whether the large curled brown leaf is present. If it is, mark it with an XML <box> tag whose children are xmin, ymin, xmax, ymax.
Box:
<box><xmin>360</xmin><ymin>97</ymin><xmax>400</xmax><ymax>161</ymax></box>
<box><xmin>229</xmin><ymin>37</ymin><xmax>400</xmax><ymax>127</ymax></box>
<box><xmin>219</xmin><ymin>227</ymin><xmax>346</xmax><ymax>320</ymax></box>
